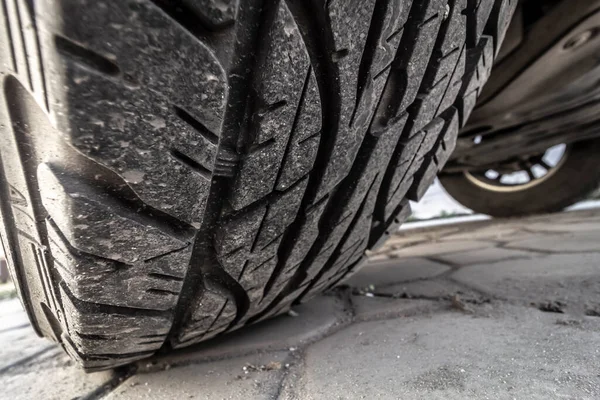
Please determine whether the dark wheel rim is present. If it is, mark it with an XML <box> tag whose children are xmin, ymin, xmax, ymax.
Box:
<box><xmin>464</xmin><ymin>144</ymin><xmax>569</xmax><ymax>192</ymax></box>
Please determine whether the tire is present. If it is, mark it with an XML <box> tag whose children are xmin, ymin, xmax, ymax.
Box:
<box><xmin>0</xmin><ymin>0</ymin><xmax>515</xmax><ymax>370</ymax></box>
<box><xmin>440</xmin><ymin>138</ymin><xmax>600</xmax><ymax>218</ymax></box>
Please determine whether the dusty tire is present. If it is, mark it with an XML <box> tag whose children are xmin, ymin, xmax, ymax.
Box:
<box><xmin>0</xmin><ymin>0</ymin><xmax>515</xmax><ymax>369</ymax></box>
<box><xmin>439</xmin><ymin>138</ymin><xmax>600</xmax><ymax>217</ymax></box>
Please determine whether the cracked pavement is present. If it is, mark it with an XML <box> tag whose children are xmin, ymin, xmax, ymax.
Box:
<box><xmin>2</xmin><ymin>208</ymin><xmax>600</xmax><ymax>399</ymax></box>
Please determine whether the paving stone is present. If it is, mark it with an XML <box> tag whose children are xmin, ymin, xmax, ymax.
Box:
<box><xmin>431</xmin><ymin>246</ymin><xmax>539</xmax><ymax>266</ymax></box>
<box><xmin>0</xmin><ymin>324</ymin><xmax>54</xmax><ymax>373</ymax></box>
<box><xmin>506</xmin><ymin>231</ymin><xmax>600</xmax><ymax>253</ymax></box>
<box><xmin>344</xmin><ymin>258</ymin><xmax>450</xmax><ymax>289</ymax></box>
<box><xmin>148</xmin><ymin>295</ymin><xmax>347</xmax><ymax>368</ymax></box>
<box><xmin>296</xmin><ymin>305</ymin><xmax>600</xmax><ymax>399</ymax></box>
<box><xmin>439</xmin><ymin>224</ymin><xmax>529</xmax><ymax>242</ymax></box>
<box><xmin>370</xmin><ymin>226</ymin><xmax>465</xmax><ymax>255</ymax></box>
<box><xmin>525</xmin><ymin>222</ymin><xmax>600</xmax><ymax>233</ymax></box>
<box><xmin>0</xmin><ymin>298</ymin><xmax>31</xmax><ymax>332</ymax></box>
<box><xmin>0</xmin><ymin>299</ymin><xmax>58</xmax><ymax>374</ymax></box>
<box><xmin>365</xmin><ymin>252</ymin><xmax>392</xmax><ymax>263</ymax></box>
<box><xmin>351</xmin><ymin>296</ymin><xmax>438</xmax><ymax>322</ymax></box>
<box><xmin>384</xmin><ymin>240</ymin><xmax>494</xmax><ymax>259</ymax></box>
<box><xmin>0</xmin><ymin>347</ymin><xmax>115</xmax><ymax>400</ymax></box>
<box><xmin>533</xmin><ymin>208</ymin><xmax>600</xmax><ymax>224</ymax></box>
<box><xmin>451</xmin><ymin>253</ymin><xmax>600</xmax><ymax>311</ymax></box>
<box><xmin>376</xmin><ymin>278</ymin><xmax>484</xmax><ymax>301</ymax></box>
<box><xmin>109</xmin><ymin>352</ymin><xmax>289</xmax><ymax>400</ymax></box>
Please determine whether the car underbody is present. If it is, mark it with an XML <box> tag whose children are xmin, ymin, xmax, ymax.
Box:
<box><xmin>445</xmin><ymin>0</ymin><xmax>600</xmax><ymax>173</ymax></box>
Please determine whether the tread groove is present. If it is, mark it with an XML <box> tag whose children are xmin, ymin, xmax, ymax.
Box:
<box><xmin>386</xmin><ymin>27</ymin><xmax>404</xmax><ymax>42</ymax></box>
<box><xmin>13</xmin><ymin>0</ymin><xmax>32</xmax><ymax>88</ymax></box>
<box><xmin>146</xmin><ymin>288</ymin><xmax>180</xmax><ymax>296</ymax></box>
<box><xmin>147</xmin><ymin>272</ymin><xmax>185</xmax><ymax>282</ymax></box>
<box><xmin>164</xmin><ymin>0</ymin><xmax>273</xmax><ymax>348</ymax></box>
<box><xmin>350</xmin><ymin>0</ymin><xmax>393</xmax><ymax>127</ymax></box>
<box><xmin>1</xmin><ymin>0</ymin><xmax>17</xmax><ymax>72</ymax></box>
<box><xmin>258</xmin><ymin>100</ymin><xmax>288</xmax><ymax>117</ymax></box>
<box><xmin>54</xmin><ymin>35</ymin><xmax>120</xmax><ymax>77</ymax></box>
<box><xmin>169</xmin><ymin>149</ymin><xmax>212</xmax><ymax>181</ymax></box>
<box><xmin>259</xmin><ymin>0</ymin><xmax>342</xmax><ymax>301</ymax></box>
<box><xmin>374</xmin><ymin>0</ymin><xmax>461</xmax><ymax>224</ymax></box>
<box><xmin>256</xmin><ymin>0</ymin><xmax>441</xmax><ymax>317</ymax></box>
<box><xmin>273</xmin><ymin>67</ymin><xmax>313</xmax><ymax>187</ymax></box>
<box><xmin>148</xmin><ymin>0</ymin><xmax>219</xmax><ymax>39</ymax></box>
<box><xmin>173</xmin><ymin>105</ymin><xmax>220</xmax><ymax>145</ymax></box>
<box><xmin>60</xmin><ymin>282</ymin><xmax>171</xmax><ymax>317</ymax></box>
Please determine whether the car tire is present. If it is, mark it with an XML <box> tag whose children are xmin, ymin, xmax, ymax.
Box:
<box><xmin>440</xmin><ymin>138</ymin><xmax>600</xmax><ymax>217</ymax></box>
<box><xmin>0</xmin><ymin>0</ymin><xmax>515</xmax><ymax>369</ymax></box>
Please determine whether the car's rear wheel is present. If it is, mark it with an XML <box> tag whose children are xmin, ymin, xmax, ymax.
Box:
<box><xmin>440</xmin><ymin>138</ymin><xmax>600</xmax><ymax>217</ymax></box>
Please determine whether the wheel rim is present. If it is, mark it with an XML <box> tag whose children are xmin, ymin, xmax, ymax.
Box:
<box><xmin>464</xmin><ymin>144</ymin><xmax>569</xmax><ymax>193</ymax></box>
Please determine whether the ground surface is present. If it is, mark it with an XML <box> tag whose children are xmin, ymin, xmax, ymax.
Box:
<box><xmin>1</xmin><ymin>208</ymin><xmax>600</xmax><ymax>399</ymax></box>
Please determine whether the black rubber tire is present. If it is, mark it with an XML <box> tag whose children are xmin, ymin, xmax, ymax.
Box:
<box><xmin>0</xmin><ymin>0</ymin><xmax>515</xmax><ymax>370</ymax></box>
<box><xmin>440</xmin><ymin>138</ymin><xmax>600</xmax><ymax>217</ymax></box>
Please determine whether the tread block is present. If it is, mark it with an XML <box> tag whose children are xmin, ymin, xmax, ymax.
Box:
<box><xmin>409</xmin><ymin>0</ymin><xmax>466</xmax><ymax>134</ymax></box>
<box><xmin>41</xmin><ymin>0</ymin><xmax>227</xmax><ymax>225</ymax></box>
<box><xmin>315</xmin><ymin>0</ymin><xmax>406</xmax><ymax>199</ymax></box>
<box><xmin>39</xmin><ymin>163</ymin><xmax>189</xmax><ymax>264</ymax></box>
<box><xmin>434</xmin><ymin>109</ymin><xmax>460</xmax><ymax>167</ymax></box>
<box><xmin>458</xmin><ymin>35</ymin><xmax>494</xmax><ymax>124</ymax></box>
<box><xmin>257</xmin><ymin>198</ymin><xmax>329</xmax><ymax>311</ymax></box>
<box><xmin>297</xmin><ymin>107</ymin><xmax>408</xmax><ymax>299</ymax></box>
<box><xmin>229</xmin><ymin>2</ymin><xmax>311</xmax><ymax>210</ymax></box>
<box><xmin>351</xmin><ymin>0</ymin><xmax>412</xmax><ymax>131</ymax></box>
<box><xmin>60</xmin><ymin>285</ymin><xmax>171</xmax><ymax>362</ymax></box>
<box><xmin>373</xmin><ymin>0</ymin><xmax>447</xmax><ymax>133</ymax></box>
<box><xmin>180</xmin><ymin>0</ymin><xmax>237</xmax><ymax>30</ymax></box>
<box><xmin>174</xmin><ymin>289</ymin><xmax>236</xmax><ymax>347</ymax></box>
<box><xmin>213</xmin><ymin>179</ymin><xmax>308</xmax><ymax>321</ymax></box>
<box><xmin>255</xmin><ymin>178</ymin><xmax>309</xmax><ymax>249</ymax></box>
<box><xmin>48</xmin><ymin>220</ymin><xmax>191</xmax><ymax>311</ymax></box>
<box><xmin>408</xmin><ymin>157</ymin><xmax>438</xmax><ymax>200</ymax></box>
<box><xmin>486</xmin><ymin>0</ymin><xmax>518</xmax><ymax>55</ymax></box>
<box><xmin>369</xmin><ymin>200</ymin><xmax>411</xmax><ymax>249</ymax></box>
<box><xmin>276</xmin><ymin>71</ymin><xmax>322</xmax><ymax>191</ymax></box>
<box><xmin>438</xmin><ymin>44</ymin><xmax>466</xmax><ymax>112</ymax></box>
<box><xmin>464</xmin><ymin>36</ymin><xmax>494</xmax><ymax>95</ymax></box>
<box><xmin>383</xmin><ymin>117</ymin><xmax>444</xmax><ymax>220</ymax></box>
<box><xmin>472</xmin><ymin>0</ymin><xmax>495</xmax><ymax>45</ymax></box>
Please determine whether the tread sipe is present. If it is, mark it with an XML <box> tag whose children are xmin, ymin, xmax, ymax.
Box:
<box><xmin>0</xmin><ymin>0</ymin><xmax>516</xmax><ymax>370</ymax></box>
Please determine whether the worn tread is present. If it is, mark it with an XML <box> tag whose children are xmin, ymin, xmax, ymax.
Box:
<box><xmin>0</xmin><ymin>0</ymin><xmax>515</xmax><ymax>369</ymax></box>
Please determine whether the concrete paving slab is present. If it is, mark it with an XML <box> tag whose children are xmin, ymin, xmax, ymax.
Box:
<box><xmin>439</xmin><ymin>224</ymin><xmax>529</xmax><ymax>242</ymax></box>
<box><xmin>451</xmin><ymin>252</ymin><xmax>600</xmax><ymax>311</ymax></box>
<box><xmin>0</xmin><ymin>324</ymin><xmax>53</xmax><ymax>374</ymax></box>
<box><xmin>432</xmin><ymin>246</ymin><xmax>538</xmax><ymax>266</ymax></box>
<box><xmin>383</xmin><ymin>240</ymin><xmax>494</xmax><ymax>259</ymax></box>
<box><xmin>0</xmin><ymin>347</ymin><xmax>115</xmax><ymax>400</ymax></box>
<box><xmin>146</xmin><ymin>295</ymin><xmax>348</xmax><ymax>369</ymax></box>
<box><xmin>108</xmin><ymin>352</ymin><xmax>289</xmax><ymax>400</ymax></box>
<box><xmin>374</xmin><ymin>278</ymin><xmax>485</xmax><ymax>301</ymax></box>
<box><xmin>350</xmin><ymin>296</ymin><xmax>438</xmax><ymax>322</ymax></box>
<box><xmin>343</xmin><ymin>258</ymin><xmax>450</xmax><ymax>289</ymax></box>
<box><xmin>296</xmin><ymin>304</ymin><xmax>600</xmax><ymax>400</ymax></box>
<box><xmin>371</xmin><ymin>226</ymin><xmax>467</xmax><ymax>254</ymax></box>
<box><xmin>0</xmin><ymin>299</ymin><xmax>57</xmax><ymax>374</ymax></box>
<box><xmin>525</xmin><ymin>222</ymin><xmax>600</xmax><ymax>233</ymax></box>
<box><xmin>0</xmin><ymin>298</ymin><xmax>32</xmax><ymax>332</ymax></box>
<box><xmin>506</xmin><ymin>230</ymin><xmax>600</xmax><ymax>253</ymax></box>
